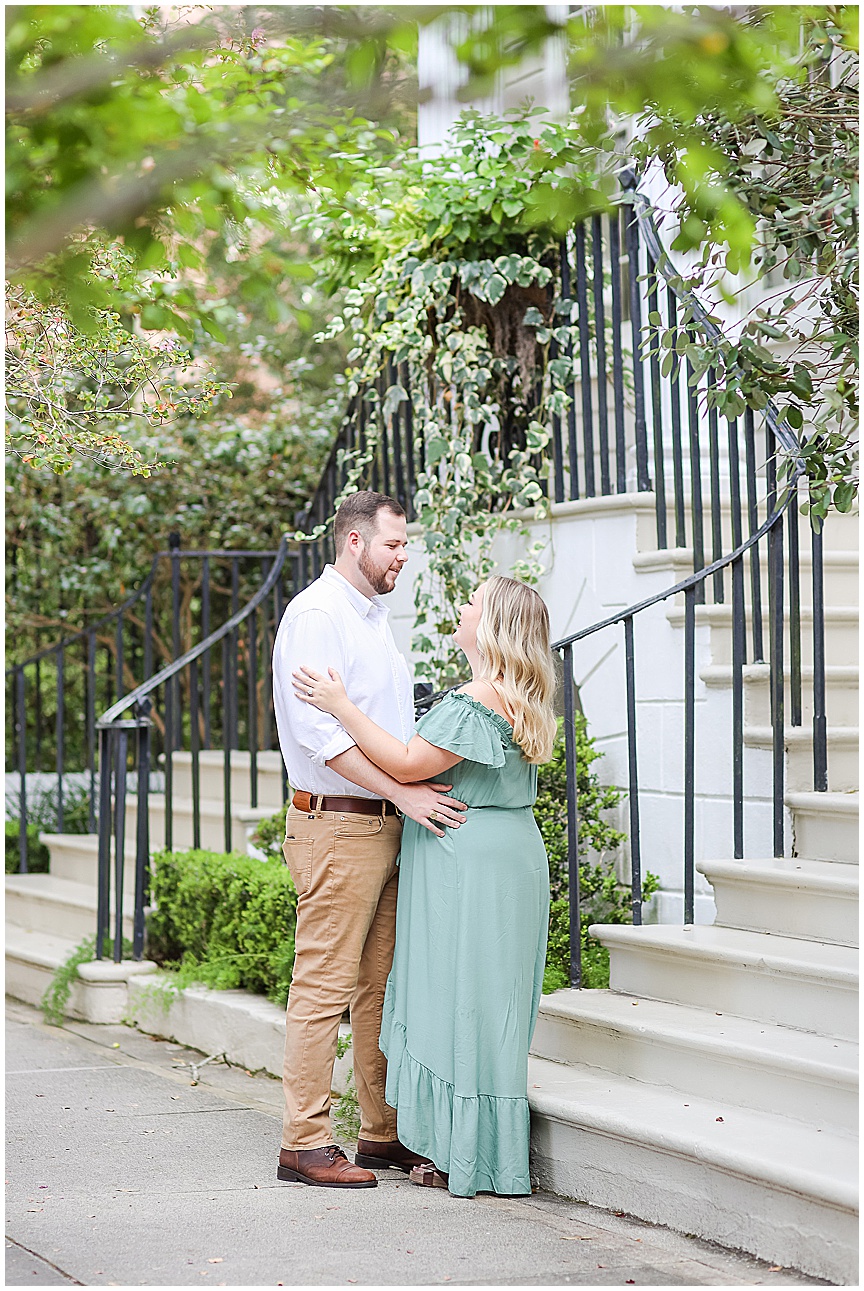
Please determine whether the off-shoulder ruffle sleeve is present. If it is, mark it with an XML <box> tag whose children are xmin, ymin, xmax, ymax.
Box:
<box><xmin>415</xmin><ymin>691</ymin><xmax>512</xmax><ymax>767</ymax></box>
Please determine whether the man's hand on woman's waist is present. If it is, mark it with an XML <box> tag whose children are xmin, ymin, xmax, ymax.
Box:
<box><xmin>391</xmin><ymin>781</ymin><xmax>467</xmax><ymax>839</ymax></box>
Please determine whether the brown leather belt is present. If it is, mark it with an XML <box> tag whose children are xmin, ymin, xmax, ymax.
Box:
<box><xmin>292</xmin><ymin>791</ymin><xmax>399</xmax><ymax>817</ymax></box>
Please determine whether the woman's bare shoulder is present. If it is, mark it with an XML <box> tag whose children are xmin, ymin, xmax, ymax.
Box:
<box><xmin>457</xmin><ymin>679</ymin><xmax>513</xmax><ymax>723</ymax></box>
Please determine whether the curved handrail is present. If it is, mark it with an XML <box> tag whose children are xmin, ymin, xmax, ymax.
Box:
<box><xmin>6</xmin><ymin>546</ymin><xmax>282</xmax><ymax>677</ymax></box>
<box><xmin>97</xmin><ymin>536</ymin><xmax>291</xmax><ymax>727</ymax></box>
<box><xmin>619</xmin><ymin>168</ymin><xmax>803</xmax><ymax>466</ymax></box>
<box><xmin>551</xmin><ymin>473</ymin><xmax>803</xmax><ymax>651</ymax></box>
<box><xmin>5</xmin><ymin>556</ymin><xmax>160</xmax><ymax>674</ymax></box>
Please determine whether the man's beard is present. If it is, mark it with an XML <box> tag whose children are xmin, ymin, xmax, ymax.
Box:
<box><xmin>358</xmin><ymin>545</ymin><xmax>396</xmax><ymax>595</ymax></box>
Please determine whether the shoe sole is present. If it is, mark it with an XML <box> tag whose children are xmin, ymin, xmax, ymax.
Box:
<box><xmin>276</xmin><ymin>1166</ymin><xmax>377</xmax><ymax>1188</ymax></box>
<box><xmin>354</xmin><ymin>1154</ymin><xmax>413</xmax><ymax>1173</ymax></box>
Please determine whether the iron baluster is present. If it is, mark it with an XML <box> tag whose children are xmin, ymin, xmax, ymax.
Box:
<box><xmin>727</xmin><ymin>416</ymin><xmax>745</xmax><ymax>858</ymax></box>
<box><xmin>575</xmin><ymin>222</ymin><xmax>595</xmax><ymax>496</ymax></box>
<box><xmin>113</xmin><ymin>727</ymin><xmax>129</xmax><ymax>963</ymax></box>
<box><xmin>623</xmin><ymin>616</ymin><xmax>642</xmax><ymax>923</ymax></box>
<box><xmin>201</xmin><ymin>555</ymin><xmax>211</xmax><ymax>748</ymax></box>
<box><xmin>87</xmin><ymin>631</ymin><xmax>97</xmax><ymax>831</ymax></box>
<box><xmin>190</xmin><ymin>656</ymin><xmax>201</xmax><ymax>850</ymax></box>
<box><xmin>787</xmin><ymin>488</ymin><xmax>802</xmax><ymax>727</ymax></box>
<box><xmin>766</xmin><ymin>423</ymin><xmax>785</xmax><ymax>857</ymax></box>
<box><xmin>609</xmin><ymin>211</ymin><xmax>627</xmax><ymax>493</ymax></box>
<box><xmin>686</xmin><ymin>355</ymin><xmax>706</xmax><ymax>603</ymax></box>
<box><xmin>230</xmin><ymin>558</ymin><xmax>240</xmax><ymax>751</ymax></box>
<box><xmin>164</xmin><ymin>673</ymin><xmax>174</xmax><ymax>853</ymax></box>
<box><xmin>646</xmin><ymin>253</ymin><xmax>667</xmax><ymax>547</ymax></box>
<box><xmin>744</xmin><ymin>408</ymin><xmax>764</xmax><ymax>662</ymax></box>
<box><xmin>549</xmin><ymin>337</ymin><xmax>565</xmax><ymax>503</ymax></box>
<box><xmin>96</xmin><ymin>727</ymin><xmax>112</xmax><ymax>959</ymax></box>
<box><xmin>389</xmin><ymin>359</ymin><xmax>406</xmax><ymax>507</ymax></box>
<box><xmin>378</xmin><ymin>372</ymin><xmax>391</xmax><ymax>496</ymax></box>
<box><xmin>561</xmin><ymin>644</ymin><xmax>581</xmax><ymax>988</ymax></box>
<box><xmin>223</xmin><ymin>635</ymin><xmax>233</xmax><ymax>853</ymax></box>
<box><xmin>625</xmin><ymin>204</ymin><xmax>650</xmax><ymax>492</ymax></box>
<box><xmin>115</xmin><ymin>612</ymin><xmax>124</xmax><ymax>700</ymax></box>
<box><xmin>683</xmin><ymin>585</ymin><xmax>696</xmax><ymax>924</ymax></box>
<box><xmin>707</xmin><ymin>371</ymin><xmax>724</xmax><ymax>603</ymax></box>
<box><xmin>133</xmin><ymin>701</ymin><xmax>151</xmax><ymax>961</ymax></box>
<box><xmin>55</xmin><ymin>647</ymin><xmax>64</xmax><ymax>831</ymax></box>
<box><xmin>144</xmin><ymin>585</ymin><xmax>154</xmax><ymax>682</ymax></box>
<box><xmin>667</xmin><ymin>288</ymin><xmax>686</xmax><ymax>547</ymax></box>
<box><xmin>16</xmin><ymin>668</ymin><xmax>27</xmax><ymax>874</ymax></box>
<box><xmin>170</xmin><ymin>532</ymin><xmax>182</xmax><ymax>745</ymax></box>
<box><xmin>35</xmin><ymin>658</ymin><xmax>42</xmax><ymax>771</ymax></box>
<box><xmin>811</xmin><ymin>523</ymin><xmax>828</xmax><ymax>791</ymax></box>
<box><xmin>559</xmin><ymin>239</ymin><xmax>579</xmax><ymax>499</ymax></box>
<box><xmin>261</xmin><ymin>560</ymin><xmax>273</xmax><ymax>754</ymax></box>
<box><xmin>400</xmin><ymin>361</ymin><xmax>416</xmax><ymax>519</ymax></box>
<box><xmin>591</xmin><ymin>214</ymin><xmax>611</xmax><ymax>497</ymax></box>
<box><xmin>248</xmin><ymin>608</ymin><xmax>259</xmax><ymax>810</ymax></box>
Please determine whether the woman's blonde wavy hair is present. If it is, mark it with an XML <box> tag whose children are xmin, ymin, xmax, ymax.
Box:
<box><xmin>475</xmin><ymin>575</ymin><xmax>557</xmax><ymax>764</ymax></box>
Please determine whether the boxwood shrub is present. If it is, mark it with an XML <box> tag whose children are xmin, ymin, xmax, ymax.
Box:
<box><xmin>146</xmin><ymin>848</ymin><xmax>298</xmax><ymax>1007</ymax></box>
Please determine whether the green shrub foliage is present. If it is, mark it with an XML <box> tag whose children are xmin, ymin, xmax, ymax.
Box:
<box><xmin>147</xmin><ymin>848</ymin><xmax>298</xmax><ymax>1007</ymax></box>
<box><xmin>5</xmin><ymin>820</ymin><xmax>50</xmax><ymax>874</ymax></box>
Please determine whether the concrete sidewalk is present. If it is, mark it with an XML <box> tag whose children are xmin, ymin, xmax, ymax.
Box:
<box><xmin>5</xmin><ymin>999</ymin><xmax>826</xmax><ymax>1288</ymax></box>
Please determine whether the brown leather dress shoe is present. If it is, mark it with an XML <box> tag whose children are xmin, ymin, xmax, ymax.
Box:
<box><xmin>277</xmin><ymin>1145</ymin><xmax>377</xmax><ymax>1188</ymax></box>
<box><xmin>354</xmin><ymin>1137</ymin><xmax>434</xmax><ymax>1174</ymax></box>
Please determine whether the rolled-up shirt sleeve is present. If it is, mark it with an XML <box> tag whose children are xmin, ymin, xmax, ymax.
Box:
<box><xmin>273</xmin><ymin>608</ymin><xmax>356</xmax><ymax>767</ymax></box>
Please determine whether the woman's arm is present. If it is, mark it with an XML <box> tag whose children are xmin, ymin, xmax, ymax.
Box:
<box><xmin>293</xmin><ymin>665</ymin><xmax>461</xmax><ymax>783</ymax></box>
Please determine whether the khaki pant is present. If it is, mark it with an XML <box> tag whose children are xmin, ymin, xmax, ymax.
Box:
<box><xmin>281</xmin><ymin>803</ymin><xmax>402</xmax><ymax>1150</ymax></box>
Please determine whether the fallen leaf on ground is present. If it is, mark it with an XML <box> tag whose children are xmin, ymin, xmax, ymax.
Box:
<box><xmin>207</xmin><ymin>1258</ymin><xmax>224</xmax><ymax>1264</ymax></box>
<box><xmin>769</xmin><ymin>1267</ymin><xmax>783</xmax><ymax>1272</ymax></box>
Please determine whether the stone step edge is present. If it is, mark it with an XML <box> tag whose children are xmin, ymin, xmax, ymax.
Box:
<box><xmin>786</xmin><ymin>791</ymin><xmax>859</xmax><ymax>816</ymax></box>
<box><xmin>701</xmin><ymin>663</ymin><xmax>859</xmax><ymax>687</ymax></box>
<box><xmin>589</xmin><ymin>925</ymin><xmax>858</xmax><ymax>987</ymax></box>
<box><xmin>696</xmin><ymin>858</ymin><xmax>859</xmax><ymax>894</ymax></box>
<box><xmin>744</xmin><ymin>725</ymin><xmax>858</xmax><ymax>749</ymax></box>
<box><xmin>527</xmin><ymin>1055</ymin><xmax>857</xmax><ymax>1214</ymax></box>
<box><xmin>535</xmin><ymin>993</ymin><xmax>858</xmax><ymax>1090</ymax></box>
<box><xmin>5</xmin><ymin>924</ymin><xmax>82</xmax><ymax>972</ymax></box>
<box><xmin>126</xmin><ymin>796</ymin><xmax>276</xmax><ymax>824</ymax></box>
<box><xmin>6</xmin><ymin>873</ymin><xmax>137</xmax><ymax>919</ymax></box>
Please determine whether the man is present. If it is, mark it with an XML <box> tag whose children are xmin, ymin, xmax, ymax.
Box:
<box><xmin>272</xmin><ymin>490</ymin><xmax>467</xmax><ymax>1188</ymax></box>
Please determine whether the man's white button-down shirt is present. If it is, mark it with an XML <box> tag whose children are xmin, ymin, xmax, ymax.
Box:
<box><xmin>272</xmin><ymin>564</ymin><xmax>415</xmax><ymax>798</ymax></box>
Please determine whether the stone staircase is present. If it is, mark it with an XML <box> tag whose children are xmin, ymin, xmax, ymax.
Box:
<box><xmin>5</xmin><ymin>499</ymin><xmax>857</xmax><ymax>1282</ymax></box>
<box><xmin>527</xmin><ymin>510</ymin><xmax>858</xmax><ymax>1285</ymax></box>
<box><xmin>5</xmin><ymin>752</ymin><xmax>284</xmax><ymax>1008</ymax></box>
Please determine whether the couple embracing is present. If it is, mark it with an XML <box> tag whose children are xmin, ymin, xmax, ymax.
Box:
<box><xmin>273</xmin><ymin>490</ymin><xmax>555</xmax><ymax>1197</ymax></box>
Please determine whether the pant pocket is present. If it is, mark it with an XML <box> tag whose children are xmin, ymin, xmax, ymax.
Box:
<box><xmin>334</xmin><ymin>815</ymin><xmax>387</xmax><ymax>840</ymax></box>
<box><xmin>282</xmin><ymin>836</ymin><xmax>313</xmax><ymax>895</ymax></box>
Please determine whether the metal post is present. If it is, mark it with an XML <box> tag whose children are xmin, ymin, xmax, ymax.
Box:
<box><xmin>559</xmin><ymin>239</ymin><xmax>579</xmax><ymax>500</ymax></box>
<box><xmin>811</xmin><ymin>523</ymin><xmax>828</xmax><ymax>791</ymax></box>
<box><xmin>623</xmin><ymin>617</ymin><xmax>642</xmax><ymax>922</ymax></box>
<box><xmin>190</xmin><ymin>656</ymin><xmax>201</xmax><ymax>851</ymax></box>
<box><xmin>201</xmin><ymin>555</ymin><xmax>211</xmax><ymax>748</ymax></box>
<box><xmin>16</xmin><ymin>668</ymin><xmax>27</xmax><ymax>874</ymax></box>
<box><xmin>591</xmin><ymin>214</ymin><xmax>611</xmax><ymax>497</ymax></box>
<box><xmin>113</xmin><ymin>728</ymin><xmax>129</xmax><ymax>962</ymax></box>
<box><xmin>562</xmin><ymin>644</ymin><xmax>582</xmax><ymax>989</ymax></box>
<box><xmin>626</xmin><ymin>205</ymin><xmax>650</xmax><ymax>492</ymax></box>
<box><xmin>609</xmin><ymin>212</ymin><xmax>627</xmax><ymax>494</ymax></box>
<box><xmin>248</xmin><ymin>608</ymin><xmax>258</xmax><ymax>809</ymax></box>
<box><xmin>87</xmin><ymin>631</ymin><xmax>97</xmax><ymax>831</ymax></box>
<box><xmin>683</xmin><ymin>586</ymin><xmax>696</xmax><ymax>924</ymax></box>
<box><xmin>96</xmin><ymin>727</ymin><xmax>113</xmax><ymax>960</ymax></box>
<box><xmin>575</xmin><ymin>222</ymin><xmax>595</xmax><ymax>497</ymax></box>
<box><xmin>133</xmin><ymin>703</ymin><xmax>151</xmax><ymax>961</ymax></box>
<box><xmin>55</xmin><ymin>647</ymin><xmax>64</xmax><ymax>831</ymax></box>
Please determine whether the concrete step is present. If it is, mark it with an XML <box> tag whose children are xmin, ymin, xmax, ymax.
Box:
<box><xmin>590</xmin><ymin>923</ymin><xmax>858</xmax><ymax>1039</ymax></box>
<box><xmin>528</xmin><ymin>1053</ymin><xmax>857</xmax><ymax>1285</ymax></box>
<box><xmin>41</xmin><ymin>832</ymin><xmax>142</xmax><ymax>898</ymax></box>
<box><xmin>698</xmin><ymin>857</ymin><xmax>859</xmax><ymax>947</ymax></box>
<box><xmin>5</xmin><ymin>924</ymin><xmax>82</xmax><ymax>1008</ymax></box>
<box><xmin>744</xmin><ymin>724</ymin><xmax>858</xmax><ymax>792</ymax></box>
<box><xmin>701</xmin><ymin>662</ymin><xmax>858</xmax><ymax>728</ymax></box>
<box><xmin>635</xmin><ymin>547</ymin><xmax>859</xmax><ymax>605</ymax></box>
<box><xmin>531</xmin><ymin>990</ymin><xmax>858</xmax><ymax>1130</ymax></box>
<box><xmin>5</xmin><ymin>873</ymin><xmax>134</xmax><ymax>944</ymax></box>
<box><xmin>126</xmin><ymin>794</ymin><xmax>276</xmax><ymax>855</ymax></box>
<box><xmin>788</xmin><ymin>791</ymin><xmax>859</xmax><ymax>864</ymax></box>
<box><xmin>666</xmin><ymin>602</ymin><xmax>858</xmax><ymax>666</ymax></box>
<box><xmin>167</xmin><ymin>750</ymin><xmax>285</xmax><ymax>809</ymax></box>
<box><xmin>632</xmin><ymin>495</ymin><xmax>858</xmax><ymax>558</ymax></box>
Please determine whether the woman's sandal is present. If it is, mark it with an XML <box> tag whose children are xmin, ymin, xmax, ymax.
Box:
<box><xmin>409</xmin><ymin>1163</ymin><xmax>449</xmax><ymax>1188</ymax></box>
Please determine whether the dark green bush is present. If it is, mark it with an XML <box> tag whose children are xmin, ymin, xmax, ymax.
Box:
<box><xmin>147</xmin><ymin>848</ymin><xmax>298</xmax><ymax>1007</ymax></box>
<box><xmin>5</xmin><ymin>819</ymin><xmax>50</xmax><ymax>873</ymax></box>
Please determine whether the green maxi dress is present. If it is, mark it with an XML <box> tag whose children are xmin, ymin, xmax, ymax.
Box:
<box><xmin>379</xmin><ymin>691</ymin><xmax>550</xmax><ymax>1197</ymax></box>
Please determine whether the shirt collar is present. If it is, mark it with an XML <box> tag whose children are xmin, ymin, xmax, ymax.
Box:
<box><xmin>320</xmin><ymin>564</ymin><xmax>388</xmax><ymax>620</ymax></box>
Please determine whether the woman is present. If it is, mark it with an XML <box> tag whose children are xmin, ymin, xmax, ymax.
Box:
<box><xmin>293</xmin><ymin>575</ymin><xmax>556</xmax><ymax>1197</ymax></box>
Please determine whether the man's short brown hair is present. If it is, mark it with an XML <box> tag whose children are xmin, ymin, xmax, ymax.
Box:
<box><xmin>333</xmin><ymin>491</ymin><xmax>406</xmax><ymax>554</ymax></box>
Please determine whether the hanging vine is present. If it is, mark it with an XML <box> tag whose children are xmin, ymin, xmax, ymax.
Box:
<box><xmin>304</xmin><ymin>110</ymin><xmax>617</xmax><ymax>681</ymax></box>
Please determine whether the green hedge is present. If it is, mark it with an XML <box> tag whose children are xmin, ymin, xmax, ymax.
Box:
<box><xmin>5</xmin><ymin>820</ymin><xmax>50</xmax><ymax>874</ymax></box>
<box><xmin>147</xmin><ymin>848</ymin><xmax>298</xmax><ymax>1007</ymax></box>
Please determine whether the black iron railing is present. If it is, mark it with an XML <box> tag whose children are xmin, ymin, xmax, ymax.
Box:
<box><xmin>6</xmin><ymin>537</ymin><xmax>281</xmax><ymax>873</ymax></box>
<box><xmin>93</xmin><ymin>538</ymin><xmax>294</xmax><ymax>961</ymax></box>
